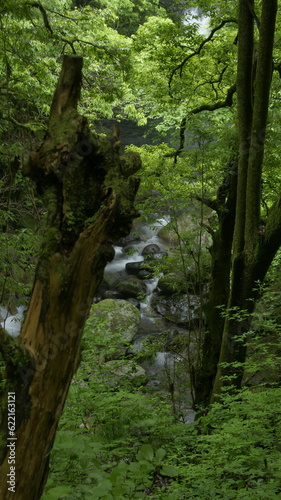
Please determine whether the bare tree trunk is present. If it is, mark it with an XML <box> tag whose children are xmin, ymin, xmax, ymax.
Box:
<box><xmin>0</xmin><ymin>55</ymin><xmax>141</xmax><ymax>499</ymax></box>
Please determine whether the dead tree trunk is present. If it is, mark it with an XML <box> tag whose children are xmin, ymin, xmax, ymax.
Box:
<box><xmin>0</xmin><ymin>55</ymin><xmax>141</xmax><ymax>499</ymax></box>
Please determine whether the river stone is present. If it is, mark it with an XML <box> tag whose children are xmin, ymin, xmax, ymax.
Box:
<box><xmin>158</xmin><ymin>273</ymin><xmax>187</xmax><ymax>295</ymax></box>
<box><xmin>138</xmin><ymin>269</ymin><xmax>153</xmax><ymax>279</ymax></box>
<box><xmin>157</xmin><ymin>215</ymin><xmax>197</xmax><ymax>245</ymax></box>
<box><xmin>126</xmin><ymin>261</ymin><xmax>153</xmax><ymax>279</ymax></box>
<box><xmin>102</xmin><ymin>290</ymin><xmax>123</xmax><ymax>300</ymax></box>
<box><xmin>88</xmin><ymin>299</ymin><xmax>141</xmax><ymax>346</ymax></box>
<box><xmin>151</xmin><ymin>294</ymin><xmax>201</xmax><ymax>325</ymax></box>
<box><xmin>158</xmin><ymin>269</ymin><xmax>206</xmax><ymax>295</ymax></box>
<box><xmin>125</xmin><ymin>261</ymin><xmax>144</xmax><ymax>275</ymax></box>
<box><xmin>103</xmin><ymin>360</ymin><xmax>148</xmax><ymax>387</ymax></box>
<box><xmin>141</xmin><ymin>243</ymin><xmax>161</xmax><ymax>256</ymax></box>
<box><xmin>116</xmin><ymin>278</ymin><xmax>146</xmax><ymax>299</ymax></box>
<box><xmin>116</xmin><ymin>232</ymin><xmax>141</xmax><ymax>247</ymax></box>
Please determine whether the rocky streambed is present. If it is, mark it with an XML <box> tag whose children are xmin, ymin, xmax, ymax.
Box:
<box><xmin>91</xmin><ymin>217</ymin><xmax>206</xmax><ymax>422</ymax></box>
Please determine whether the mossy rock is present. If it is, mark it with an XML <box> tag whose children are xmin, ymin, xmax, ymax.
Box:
<box><xmin>158</xmin><ymin>273</ymin><xmax>187</xmax><ymax>295</ymax></box>
<box><xmin>157</xmin><ymin>215</ymin><xmax>198</xmax><ymax>245</ymax></box>
<box><xmin>88</xmin><ymin>299</ymin><xmax>141</xmax><ymax>349</ymax></box>
<box><xmin>151</xmin><ymin>294</ymin><xmax>201</xmax><ymax>325</ymax></box>
<box><xmin>116</xmin><ymin>278</ymin><xmax>146</xmax><ymax>299</ymax></box>
<box><xmin>158</xmin><ymin>271</ymin><xmax>202</xmax><ymax>295</ymax></box>
<box><xmin>103</xmin><ymin>360</ymin><xmax>148</xmax><ymax>387</ymax></box>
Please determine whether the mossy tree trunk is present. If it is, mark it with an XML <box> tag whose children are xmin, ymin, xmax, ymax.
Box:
<box><xmin>0</xmin><ymin>55</ymin><xmax>141</xmax><ymax>499</ymax></box>
<box><xmin>194</xmin><ymin>159</ymin><xmax>237</xmax><ymax>407</ymax></box>
<box><xmin>195</xmin><ymin>0</ymin><xmax>280</xmax><ymax>406</ymax></box>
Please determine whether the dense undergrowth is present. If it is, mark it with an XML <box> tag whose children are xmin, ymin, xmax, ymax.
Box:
<box><xmin>42</xmin><ymin>279</ymin><xmax>281</xmax><ymax>500</ymax></box>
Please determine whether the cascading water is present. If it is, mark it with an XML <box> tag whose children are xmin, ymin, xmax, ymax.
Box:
<box><xmin>102</xmin><ymin>218</ymin><xmax>195</xmax><ymax>421</ymax></box>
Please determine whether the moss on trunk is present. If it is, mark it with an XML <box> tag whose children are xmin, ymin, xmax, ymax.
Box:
<box><xmin>0</xmin><ymin>55</ymin><xmax>141</xmax><ymax>499</ymax></box>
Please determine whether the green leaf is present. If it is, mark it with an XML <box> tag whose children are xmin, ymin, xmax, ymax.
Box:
<box><xmin>44</xmin><ymin>485</ymin><xmax>72</xmax><ymax>498</ymax></box>
<box><xmin>137</xmin><ymin>443</ymin><xmax>154</xmax><ymax>461</ymax></box>
<box><xmin>155</xmin><ymin>447</ymin><xmax>166</xmax><ymax>462</ymax></box>
<box><xmin>160</xmin><ymin>464</ymin><xmax>179</xmax><ymax>477</ymax></box>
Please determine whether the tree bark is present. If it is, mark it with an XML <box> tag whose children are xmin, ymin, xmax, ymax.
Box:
<box><xmin>211</xmin><ymin>0</ymin><xmax>278</xmax><ymax>401</ymax></box>
<box><xmin>0</xmin><ymin>55</ymin><xmax>141</xmax><ymax>499</ymax></box>
<box><xmin>194</xmin><ymin>160</ymin><xmax>237</xmax><ymax>407</ymax></box>
<box><xmin>233</xmin><ymin>0</ymin><xmax>254</xmax><ymax>258</ymax></box>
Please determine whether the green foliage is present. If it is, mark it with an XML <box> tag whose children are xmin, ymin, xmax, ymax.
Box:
<box><xmin>177</xmin><ymin>388</ymin><xmax>281</xmax><ymax>499</ymax></box>
<box><xmin>43</xmin><ymin>313</ymin><xmax>181</xmax><ymax>499</ymax></box>
<box><xmin>43</xmin><ymin>282</ymin><xmax>281</xmax><ymax>499</ymax></box>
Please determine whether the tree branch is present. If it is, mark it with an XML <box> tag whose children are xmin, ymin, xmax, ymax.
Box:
<box><xmin>246</xmin><ymin>0</ymin><xmax>260</xmax><ymax>29</ymax></box>
<box><xmin>27</xmin><ymin>2</ymin><xmax>53</xmax><ymax>35</ymax></box>
<box><xmin>6</xmin><ymin>115</ymin><xmax>47</xmax><ymax>132</ymax></box>
<box><xmin>195</xmin><ymin>194</ymin><xmax>219</xmax><ymax>212</ymax></box>
<box><xmin>166</xmin><ymin>83</ymin><xmax>236</xmax><ymax>161</ymax></box>
<box><xmin>168</xmin><ymin>18</ymin><xmax>237</xmax><ymax>96</ymax></box>
<box><xmin>190</xmin><ymin>83</ymin><xmax>236</xmax><ymax>115</ymax></box>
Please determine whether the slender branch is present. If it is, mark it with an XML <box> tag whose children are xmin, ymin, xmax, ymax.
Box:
<box><xmin>168</xmin><ymin>18</ymin><xmax>237</xmax><ymax>96</ymax></box>
<box><xmin>246</xmin><ymin>0</ymin><xmax>260</xmax><ymax>29</ymax></box>
<box><xmin>166</xmin><ymin>83</ymin><xmax>236</xmax><ymax>161</ymax></box>
<box><xmin>27</xmin><ymin>2</ymin><xmax>53</xmax><ymax>35</ymax></box>
<box><xmin>6</xmin><ymin>115</ymin><xmax>47</xmax><ymax>132</ymax></box>
<box><xmin>200</xmin><ymin>221</ymin><xmax>215</xmax><ymax>237</ymax></box>
<box><xmin>189</xmin><ymin>83</ymin><xmax>236</xmax><ymax>115</ymax></box>
<box><xmin>61</xmin><ymin>38</ymin><xmax>109</xmax><ymax>52</ymax></box>
<box><xmin>44</xmin><ymin>7</ymin><xmax>78</xmax><ymax>22</ymax></box>
<box><xmin>193</xmin><ymin>66</ymin><xmax>228</xmax><ymax>95</ymax></box>
<box><xmin>195</xmin><ymin>195</ymin><xmax>219</xmax><ymax>212</ymax></box>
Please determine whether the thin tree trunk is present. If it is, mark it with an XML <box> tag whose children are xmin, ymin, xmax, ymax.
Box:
<box><xmin>0</xmin><ymin>55</ymin><xmax>141</xmax><ymax>499</ymax></box>
<box><xmin>194</xmin><ymin>160</ymin><xmax>237</xmax><ymax>407</ymax></box>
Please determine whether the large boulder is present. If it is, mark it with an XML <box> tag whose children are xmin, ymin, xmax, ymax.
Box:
<box><xmin>116</xmin><ymin>278</ymin><xmax>146</xmax><ymax>299</ymax></box>
<box><xmin>141</xmin><ymin>243</ymin><xmax>161</xmax><ymax>256</ymax></box>
<box><xmin>158</xmin><ymin>270</ymin><xmax>202</xmax><ymax>295</ymax></box>
<box><xmin>157</xmin><ymin>215</ymin><xmax>197</xmax><ymax>245</ymax></box>
<box><xmin>158</xmin><ymin>273</ymin><xmax>187</xmax><ymax>295</ymax></box>
<box><xmin>102</xmin><ymin>360</ymin><xmax>148</xmax><ymax>387</ymax></box>
<box><xmin>87</xmin><ymin>299</ymin><xmax>141</xmax><ymax>357</ymax></box>
<box><xmin>151</xmin><ymin>294</ymin><xmax>201</xmax><ymax>326</ymax></box>
<box><xmin>125</xmin><ymin>261</ymin><xmax>154</xmax><ymax>279</ymax></box>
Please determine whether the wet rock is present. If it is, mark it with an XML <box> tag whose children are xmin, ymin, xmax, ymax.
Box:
<box><xmin>8</xmin><ymin>302</ymin><xmax>18</xmax><ymax>316</ymax></box>
<box><xmin>125</xmin><ymin>261</ymin><xmax>153</xmax><ymax>279</ymax></box>
<box><xmin>102</xmin><ymin>290</ymin><xmax>123</xmax><ymax>300</ymax></box>
<box><xmin>141</xmin><ymin>243</ymin><xmax>161</xmax><ymax>256</ymax></box>
<box><xmin>125</xmin><ymin>261</ymin><xmax>144</xmax><ymax>274</ymax></box>
<box><xmin>145</xmin><ymin>251</ymin><xmax>168</xmax><ymax>261</ymax></box>
<box><xmin>116</xmin><ymin>278</ymin><xmax>146</xmax><ymax>299</ymax></box>
<box><xmin>122</xmin><ymin>244</ymin><xmax>141</xmax><ymax>255</ymax></box>
<box><xmin>158</xmin><ymin>273</ymin><xmax>187</xmax><ymax>295</ymax></box>
<box><xmin>138</xmin><ymin>269</ymin><xmax>153</xmax><ymax>279</ymax></box>
<box><xmin>151</xmin><ymin>294</ymin><xmax>202</xmax><ymax>325</ymax></box>
<box><xmin>158</xmin><ymin>270</ymin><xmax>205</xmax><ymax>295</ymax></box>
<box><xmin>116</xmin><ymin>233</ymin><xmax>141</xmax><ymax>247</ymax></box>
<box><xmin>127</xmin><ymin>298</ymin><xmax>141</xmax><ymax>309</ymax></box>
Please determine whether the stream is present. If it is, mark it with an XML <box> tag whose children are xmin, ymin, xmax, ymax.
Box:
<box><xmin>103</xmin><ymin>218</ymin><xmax>196</xmax><ymax>422</ymax></box>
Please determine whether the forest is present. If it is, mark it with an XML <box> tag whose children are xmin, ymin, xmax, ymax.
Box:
<box><xmin>0</xmin><ymin>0</ymin><xmax>281</xmax><ymax>498</ymax></box>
